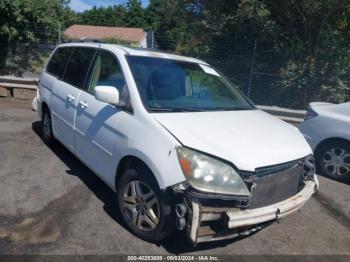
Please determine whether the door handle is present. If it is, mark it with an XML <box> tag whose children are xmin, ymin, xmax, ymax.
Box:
<box><xmin>67</xmin><ymin>94</ymin><xmax>75</xmax><ymax>102</ymax></box>
<box><xmin>79</xmin><ymin>100</ymin><xmax>88</xmax><ymax>109</ymax></box>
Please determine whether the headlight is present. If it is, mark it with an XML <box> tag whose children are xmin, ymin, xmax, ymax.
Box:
<box><xmin>176</xmin><ymin>147</ymin><xmax>250</xmax><ymax>196</ymax></box>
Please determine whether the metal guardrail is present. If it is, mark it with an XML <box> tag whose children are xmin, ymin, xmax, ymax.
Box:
<box><xmin>0</xmin><ymin>76</ymin><xmax>38</xmax><ymax>90</ymax></box>
<box><xmin>257</xmin><ymin>105</ymin><xmax>306</xmax><ymax>124</ymax></box>
<box><xmin>0</xmin><ymin>76</ymin><xmax>305</xmax><ymax>123</ymax></box>
<box><xmin>0</xmin><ymin>76</ymin><xmax>38</xmax><ymax>100</ymax></box>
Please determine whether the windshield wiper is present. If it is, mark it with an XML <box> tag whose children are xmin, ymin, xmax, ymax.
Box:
<box><xmin>210</xmin><ymin>106</ymin><xmax>254</xmax><ymax>111</ymax></box>
<box><xmin>148</xmin><ymin>106</ymin><xmax>254</xmax><ymax>112</ymax></box>
<box><xmin>148</xmin><ymin>107</ymin><xmax>204</xmax><ymax>112</ymax></box>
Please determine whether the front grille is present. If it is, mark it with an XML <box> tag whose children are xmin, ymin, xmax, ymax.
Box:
<box><xmin>249</xmin><ymin>160</ymin><xmax>304</xmax><ymax>209</ymax></box>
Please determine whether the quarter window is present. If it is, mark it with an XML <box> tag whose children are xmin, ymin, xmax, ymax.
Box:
<box><xmin>63</xmin><ymin>48</ymin><xmax>96</xmax><ymax>89</ymax></box>
<box><xmin>46</xmin><ymin>47</ymin><xmax>72</xmax><ymax>78</ymax></box>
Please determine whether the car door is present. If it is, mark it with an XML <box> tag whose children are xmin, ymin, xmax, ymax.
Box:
<box><xmin>50</xmin><ymin>47</ymin><xmax>97</xmax><ymax>153</ymax></box>
<box><xmin>75</xmin><ymin>49</ymin><xmax>130</xmax><ymax>186</ymax></box>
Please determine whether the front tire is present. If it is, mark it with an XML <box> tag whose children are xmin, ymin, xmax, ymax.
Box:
<box><xmin>315</xmin><ymin>140</ymin><xmax>350</xmax><ymax>180</ymax></box>
<box><xmin>117</xmin><ymin>165</ymin><xmax>174</xmax><ymax>242</ymax></box>
<box><xmin>41</xmin><ymin>108</ymin><xmax>55</xmax><ymax>146</ymax></box>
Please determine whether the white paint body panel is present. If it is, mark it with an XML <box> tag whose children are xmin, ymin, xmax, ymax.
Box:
<box><xmin>74</xmin><ymin>91</ymin><xmax>122</xmax><ymax>188</ymax></box>
<box><xmin>51</xmin><ymin>79</ymin><xmax>81</xmax><ymax>153</ymax></box>
<box><xmin>299</xmin><ymin>102</ymin><xmax>350</xmax><ymax>150</ymax></box>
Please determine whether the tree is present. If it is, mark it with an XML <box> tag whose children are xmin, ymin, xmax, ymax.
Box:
<box><xmin>78</xmin><ymin>5</ymin><xmax>127</xmax><ymax>27</ymax></box>
<box><xmin>125</xmin><ymin>0</ymin><xmax>146</xmax><ymax>27</ymax></box>
<box><xmin>177</xmin><ymin>0</ymin><xmax>350</xmax><ymax>108</ymax></box>
<box><xmin>269</xmin><ymin>0</ymin><xmax>350</xmax><ymax>107</ymax></box>
<box><xmin>0</xmin><ymin>0</ymin><xmax>69</xmax><ymax>75</ymax></box>
<box><xmin>145</xmin><ymin>0</ymin><xmax>164</xmax><ymax>30</ymax></box>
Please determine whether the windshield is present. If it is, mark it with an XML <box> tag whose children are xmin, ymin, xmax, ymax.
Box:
<box><xmin>126</xmin><ymin>55</ymin><xmax>255</xmax><ymax>112</ymax></box>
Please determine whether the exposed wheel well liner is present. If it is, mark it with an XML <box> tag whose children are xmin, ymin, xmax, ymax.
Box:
<box><xmin>115</xmin><ymin>155</ymin><xmax>159</xmax><ymax>190</ymax></box>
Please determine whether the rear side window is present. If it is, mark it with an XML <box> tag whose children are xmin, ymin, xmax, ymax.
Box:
<box><xmin>63</xmin><ymin>47</ymin><xmax>97</xmax><ymax>89</ymax></box>
<box><xmin>46</xmin><ymin>48</ymin><xmax>72</xmax><ymax>77</ymax></box>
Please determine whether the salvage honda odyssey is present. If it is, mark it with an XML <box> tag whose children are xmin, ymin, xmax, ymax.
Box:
<box><xmin>37</xmin><ymin>43</ymin><xmax>319</xmax><ymax>244</ymax></box>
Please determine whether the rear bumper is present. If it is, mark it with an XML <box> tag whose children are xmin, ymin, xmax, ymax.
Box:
<box><xmin>35</xmin><ymin>94</ymin><xmax>42</xmax><ymax>119</ymax></box>
<box><xmin>187</xmin><ymin>180</ymin><xmax>317</xmax><ymax>244</ymax></box>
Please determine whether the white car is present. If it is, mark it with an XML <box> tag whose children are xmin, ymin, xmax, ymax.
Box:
<box><xmin>299</xmin><ymin>102</ymin><xmax>350</xmax><ymax>180</ymax></box>
<box><xmin>37</xmin><ymin>43</ymin><xmax>317</xmax><ymax>244</ymax></box>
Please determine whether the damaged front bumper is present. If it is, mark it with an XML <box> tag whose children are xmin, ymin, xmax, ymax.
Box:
<box><xmin>186</xmin><ymin>180</ymin><xmax>317</xmax><ymax>244</ymax></box>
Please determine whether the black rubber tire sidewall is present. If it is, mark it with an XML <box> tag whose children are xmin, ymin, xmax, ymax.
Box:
<box><xmin>117</xmin><ymin>166</ymin><xmax>174</xmax><ymax>242</ymax></box>
<box><xmin>41</xmin><ymin>108</ymin><xmax>55</xmax><ymax>146</ymax></box>
<box><xmin>315</xmin><ymin>140</ymin><xmax>350</xmax><ymax>180</ymax></box>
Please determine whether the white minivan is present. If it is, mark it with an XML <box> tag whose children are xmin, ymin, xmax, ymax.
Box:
<box><xmin>37</xmin><ymin>43</ymin><xmax>318</xmax><ymax>244</ymax></box>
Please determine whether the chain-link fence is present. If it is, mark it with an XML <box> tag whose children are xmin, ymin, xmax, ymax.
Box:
<box><xmin>0</xmin><ymin>42</ymin><xmax>55</xmax><ymax>78</ymax></box>
<box><xmin>154</xmin><ymin>36</ymin><xmax>350</xmax><ymax>108</ymax></box>
<box><xmin>194</xmin><ymin>39</ymin><xmax>284</xmax><ymax>107</ymax></box>
<box><xmin>156</xmin><ymin>37</ymin><xmax>289</xmax><ymax>107</ymax></box>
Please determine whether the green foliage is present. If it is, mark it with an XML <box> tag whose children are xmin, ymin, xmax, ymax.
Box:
<box><xmin>102</xmin><ymin>37</ymin><xmax>139</xmax><ymax>47</ymax></box>
<box><xmin>269</xmin><ymin>0</ymin><xmax>350</xmax><ymax>108</ymax></box>
<box><xmin>170</xmin><ymin>0</ymin><xmax>350</xmax><ymax>108</ymax></box>
<box><xmin>77</xmin><ymin>0</ymin><xmax>146</xmax><ymax>28</ymax></box>
<box><xmin>125</xmin><ymin>0</ymin><xmax>146</xmax><ymax>27</ymax></box>
<box><xmin>236</xmin><ymin>0</ymin><xmax>276</xmax><ymax>38</ymax></box>
<box><xmin>0</xmin><ymin>0</ymin><xmax>72</xmax><ymax>75</ymax></box>
<box><xmin>78</xmin><ymin>5</ymin><xmax>126</xmax><ymax>26</ymax></box>
<box><xmin>145</xmin><ymin>0</ymin><xmax>164</xmax><ymax>30</ymax></box>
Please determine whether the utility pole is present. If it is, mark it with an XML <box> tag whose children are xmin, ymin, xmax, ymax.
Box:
<box><xmin>58</xmin><ymin>23</ymin><xmax>61</xmax><ymax>45</ymax></box>
<box><xmin>247</xmin><ymin>38</ymin><xmax>257</xmax><ymax>98</ymax></box>
<box><xmin>151</xmin><ymin>30</ymin><xmax>155</xmax><ymax>49</ymax></box>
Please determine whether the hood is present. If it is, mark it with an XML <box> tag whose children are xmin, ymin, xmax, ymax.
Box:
<box><xmin>153</xmin><ymin>109</ymin><xmax>312</xmax><ymax>171</ymax></box>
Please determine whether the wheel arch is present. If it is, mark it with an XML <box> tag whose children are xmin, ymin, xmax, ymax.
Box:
<box><xmin>115</xmin><ymin>155</ymin><xmax>162</xmax><ymax>192</ymax></box>
<box><xmin>41</xmin><ymin>101</ymin><xmax>49</xmax><ymax>119</ymax></box>
<box><xmin>314</xmin><ymin>137</ymin><xmax>350</xmax><ymax>156</ymax></box>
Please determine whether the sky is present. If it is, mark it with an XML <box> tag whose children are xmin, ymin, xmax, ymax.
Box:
<box><xmin>69</xmin><ymin>0</ymin><xmax>149</xmax><ymax>13</ymax></box>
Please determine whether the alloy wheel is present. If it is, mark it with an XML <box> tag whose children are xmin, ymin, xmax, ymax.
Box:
<box><xmin>322</xmin><ymin>147</ymin><xmax>350</xmax><ymax>177</ymax></box>
<box><xmin>122</xmin><ymin>180</ymin><xmax>160</xmax><ymax>231</ymax></box>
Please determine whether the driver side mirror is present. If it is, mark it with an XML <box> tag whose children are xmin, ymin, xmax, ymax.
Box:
<box><xmin>94</xmin><ymin>85</ymin><xmax>120</xmax><ymax>106</ymax></box>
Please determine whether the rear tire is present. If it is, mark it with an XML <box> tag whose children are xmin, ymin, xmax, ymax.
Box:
<box><xmin>117</xmin><ymin>164</ymin><xmax>174</xmax><ymax>242</ymax></box>
<box><xmin>41</xmin><ymin>108</ymin><xmax>56</xmax><ymax>146</ymax></box>
<box><xmin>315</xmin><ymin>140</ymin><xmax>350</xmax><ymax>180</ymax></box>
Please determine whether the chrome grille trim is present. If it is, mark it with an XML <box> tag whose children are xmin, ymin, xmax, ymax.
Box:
<box><xmin>254</xmin><ymin>159</ymin><xmax>302</xmax><ymax>177</ymax></box>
